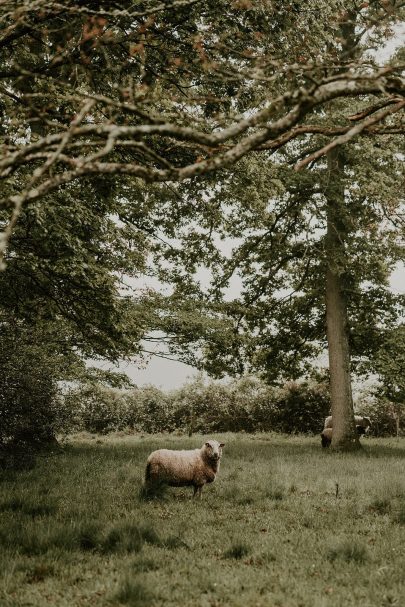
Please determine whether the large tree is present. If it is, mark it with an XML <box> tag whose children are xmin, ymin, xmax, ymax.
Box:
<box><xmin>145</xmin><ymin>125</ymin><xmax>403</xmax><ymax>444</ymax></box>
<box><xmin>0</xmin><ymin>0</ymin><xmax>404</xmax><ymax>448</ymax></box>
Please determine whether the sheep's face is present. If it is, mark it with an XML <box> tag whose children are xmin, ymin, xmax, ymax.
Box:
<box><xmin>356</xmin><ymin>416</ymin><xmax>371</xmax><ymax>433</ymax></box>
<box><xmin>204</xmin><ymin>440</ymin><xmax>224</xmax><ymax>461</ymax></box>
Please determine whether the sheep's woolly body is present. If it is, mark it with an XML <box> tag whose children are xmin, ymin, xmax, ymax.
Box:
<box><xmin>324</xmin><ymin>415</ymin><xmax>371</xmax><ymax>430</ymax></box>
<box><xmin>321</xmin><ymin>424</ymin><xmax>367</xmax><ymax>448</ymax></box>
<box><xmin>145</xmin><ymin>440</ymin><xmax>224</xmax><ymax>498</ymax></box>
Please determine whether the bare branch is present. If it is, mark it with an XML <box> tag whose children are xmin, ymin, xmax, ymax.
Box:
<box><xmin>347</xmin><ymin>96</ymin><xmax>404</xmax><ymax>121</ymax></box>
<box><xmin>295</xmin><ymin>99</ymin><xmax>405</xmax><ymax>171</ymax></box>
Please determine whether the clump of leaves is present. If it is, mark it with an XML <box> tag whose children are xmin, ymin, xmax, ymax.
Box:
<box><xmin>51</xmin><ymin>527</ymin><xmax>80</xmax><ymax>552</ymax></box>
<box><xmin>25</xmin><ymin>563</ymin><xmax>55</xmax><ymax>584</ymax></box>
<box><xmin>265</xmin><ymin>487</ymin><xmax>285</xmax><ymax>501</ymax></box>
<box><xmin>162</xmin><ymin>535</ymin><xmax>189</xmax><ymax>550</ymax></box>
<box><xmin>0</xmin><ymin>525</ymin><xmax>51</xmax><ymax>556</ymax></box>
<box><xmin>252</xmin><ymin>552</ymin><xmax>277</xmax><ymax>566</ymax></box>
<box><xmin>238</xmin><ymin>495</ymin><xmax>254</xmax><ymax>505</ymax></box>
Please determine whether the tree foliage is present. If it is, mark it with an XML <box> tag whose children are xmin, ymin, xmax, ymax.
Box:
<box><xmin>146</xmin><ymin>137</ymin><xmax>404</xmax><ymax>383</ymax></box>
<box><xmin>0</xmin><ymin>319</ymin><xmax>62</xmax><ymax>449</ymax></box>
<box><xmin>372</xmin><ymin>325</ymin><xmax>405</xmax><ymax>400</ymax></box>
<box><xmin>0</xmin><ymin>174</ymin><xmax>154</xmax><ymax>360</ymax></box>
<box><xmin>1</xmin><ymin>0</ymin><xmax>404</xmax><ymax>264</ymax></box>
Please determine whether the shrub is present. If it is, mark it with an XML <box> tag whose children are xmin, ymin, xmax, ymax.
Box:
<box><xmin>126</xmin><ymin>386</ymin><xmax>172</xmax><ymax>433</ymax></box>
<box><xmin>356</xmin><ymin>391</ymin><xmax>404</xmax><ymax>437</ymax></box>
<box><xmin>267</xmin><ymin>381</ymin><xmax>330</xmax><ymax>434</ymax></box>
<box><xmin>64</xmin><ymin>383</ymin><xmax>131</xmax><ymax>434</ymax></box>
<box><xmin>62</xmin><ymin>375</ymin><xmax>331</xmax><ymax>435</ymax></box>
<box><xmin>168</xmin><ymin>377</ymin><xmax>236</xmax><ymax>434</ymax></box>
<box><xmin>0</xmin><ymin>322</ymin><xmax>61</xmax><ymax>453</ymax></box>
<box><xmin>64</xmin><ymin>383</ymin><xmax>172</xmax><ymax>434</ymax></box>
<box><xmin>167</xmin><ymin>376</ymin><xmax>330</xmax><ymax>434</ymax></box>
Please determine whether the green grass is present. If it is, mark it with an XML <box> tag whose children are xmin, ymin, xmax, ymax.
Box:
<box><xmin>1</xmin><ymin>433</ymin><xmax>405</xmax><ymax>606</ymax></box>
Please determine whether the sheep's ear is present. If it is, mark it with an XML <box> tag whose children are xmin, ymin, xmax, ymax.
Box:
<box><xmin>219</xmin><ymin>443</ymin><xmax>225</xmax><ymax>448</ymax></box>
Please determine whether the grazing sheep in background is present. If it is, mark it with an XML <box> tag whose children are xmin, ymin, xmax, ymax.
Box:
<box><xmin>321</xmin><ymin>427</ymin><xmax>333</xmax><ymax>448</ymax></box>
<box><xmin>321</xmin><ymin>425</ymin><xmax>368</xmax><ymax>448</ymax></box>
<box><xmin>324</xmin><ymin>415</ymin><xmax>371</xmax><ymax>433</ymax></box>
<box><xmin>145</xmin><ymin>440</ymin><xmax>225</xmax><ymax>498</ymax></box>
<box><xmin>356</xmin><ymin>424</ymin><xmax>367</xmax><ymax>436</ymax></box>
<box><xmin>323</xmin><ymin>415</ymin><xmax>332</xmax><ymax>429</ymax></box>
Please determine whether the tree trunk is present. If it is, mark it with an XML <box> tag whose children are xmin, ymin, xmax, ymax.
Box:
<box><xmin>325</xmin><ymin>148</ymin><xmax>360</xmax><ymax>450</ymax></box>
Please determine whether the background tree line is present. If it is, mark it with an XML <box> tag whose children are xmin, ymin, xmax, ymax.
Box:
<box><xmin>1</xmin><ymin>363</ymin><xmax>403</xmax><ymax>455</ymax></box>
<box><xmin>65</xmin><ymin>375</ymin><xmax>403</xmax><ymax>437</ymax></box>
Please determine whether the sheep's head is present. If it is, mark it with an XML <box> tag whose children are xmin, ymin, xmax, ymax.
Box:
<box><xmin>356</xmin><ymin>416</ymin><xmax>371</xmax><ymax>433</ymax></box>
<box><xmin>203</xmin><ymin>440</ymin><xmax>225</xmax><ymax>462</ymax></box>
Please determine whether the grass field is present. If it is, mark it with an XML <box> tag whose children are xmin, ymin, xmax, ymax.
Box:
<box><xmin>1</xmin><ymin>433</ymin><xmax>405</xmax><ymax>607</ymax></box>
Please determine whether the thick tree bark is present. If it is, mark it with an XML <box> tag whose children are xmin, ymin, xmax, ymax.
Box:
<box><xmin>325</xmin><ymin>148</ymin><xmax>360</xmax><ymax>450</ymax></box>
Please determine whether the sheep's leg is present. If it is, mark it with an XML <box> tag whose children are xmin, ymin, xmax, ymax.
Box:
<box><xmin>193</xmin><ymin>485</ymin><xmax>203</xmax><ymax>499</ymax></box>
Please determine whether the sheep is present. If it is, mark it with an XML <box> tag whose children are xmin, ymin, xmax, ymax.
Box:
<box><xmin>321</xmin><ymin>427</ymin><xmax>333</xmax><ymax>448</ymax></box>
<box><xmin>324</xmin><ymin>415</ymin><xmax>371</xmax><ymax>433</ymax></box>
<box><xmin>321</xmin><ymin>424</ymin><xmax>368</xmax><ymax>448</ymax></box>
<box><xmin>144</xmin><ymin>440</ymin><xmax>225</xmax><ymax>498</ymax></box>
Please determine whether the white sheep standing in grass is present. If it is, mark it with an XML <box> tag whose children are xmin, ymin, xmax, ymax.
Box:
<box><xmin>145</xmin><ymin>440</ymin><xmax>224</xmax><ymax>498</ymax></box>
<box><xmin>324</xmin><ymin>415</ymin><xmax>371</xmax><ymax>432</ymax></box>
<box><xmin>321</xmin><ymin>422</ymin><xmax>370</xmax><ymax>448</ymax></box>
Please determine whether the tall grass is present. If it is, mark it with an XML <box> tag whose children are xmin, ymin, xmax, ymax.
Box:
<box><xmin>1</xmin><ymin>433</ymin><xmax>405</xmax><ymax>606</ymax></box>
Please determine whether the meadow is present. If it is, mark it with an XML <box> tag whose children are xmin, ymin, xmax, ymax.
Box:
<box><xmin>1</xmin><ymin>433</ymin><xmax>404</xmax><ymax>607</ymax></box>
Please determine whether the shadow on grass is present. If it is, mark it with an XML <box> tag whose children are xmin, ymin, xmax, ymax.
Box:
<box><xmin>223</xmin><ymin>541</ymin><xmax>250</xmax><ymax>560</ymax></box>
<box><xmin>0</xmin><ymin>497</ymin><xmax>57</xmax><ymax>517</ymax></box>
<box><xmin>361</xmin><ymin>443</ymin><xmax>405</xmax><ymax>459</ymax></box>
<box><xmin>138</xmin><ymin>481</ymin><xmax>168</xmax><ymax>502</ymax></box>
<box><xmin>256</xmin><ymin>437</ymin><xmax>405</xmax><ymax>460</ymax></box>
<box><xmin>0</xmin><ymin>515</ymin><xmax>189</xmax><ymax>558</ymax></box>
